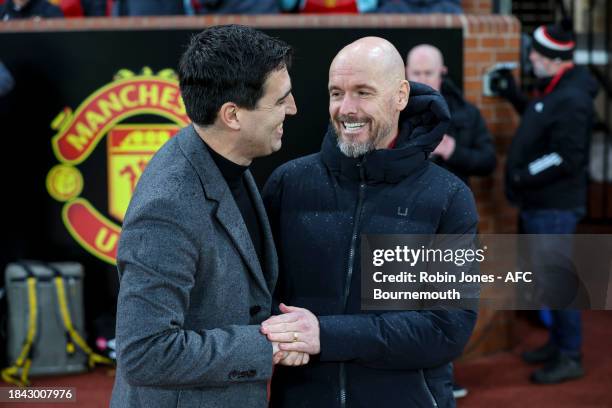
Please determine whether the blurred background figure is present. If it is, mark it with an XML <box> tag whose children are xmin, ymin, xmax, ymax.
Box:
<box><xmin>197</xmin><ymin>0</ymin><xmax>279</xmax><ymax>14</ymax></box>
<box><xmin>1</xmin><ymin>0</ymin><xmax>63</xmax><ymax>19</ymax></box>
<box><xmin>279</xmin><ymin>0</ymin><xmax>374</xmax><ymax>13</ymax></box>
<box><xmin>500</xmin><ymin>20</ymin><xmax>599</xmax><ymax>385</ymax></box>
<box><xmin>80</xmin><ymin>0</ymin><xmax>106</xmax><ymax>16</ymax></box>
<box><xmin>0</xmin><ymin>61</ymin><xmax>14</xmax><ymax>97</ymax></box>
<box><xmin>112</xmin><ymin>0</ymin><xmax>184</xmax><ymax>16</ymax></box>
<box><xmin>376</xmin><ymin>0</ymin><xmax>462</xmax><ymax>13</ymax></box>
<box><xmin>406</xmin><ymin>44</ymin><xmax>496</xmax><ymax>187</ymax></box>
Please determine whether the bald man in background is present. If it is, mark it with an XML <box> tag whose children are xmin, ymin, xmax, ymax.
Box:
<box><xmin>261</xmin><ymin>37</ymin><xmax>478</xmax><ymax>408</ymax></box>
<box><xmin>406</xmin><ymin>44</ymin><xmax>496</xmax><ymax>400</ymax></box>
<box><xmin>406</xmin><ymin>44</ymin><xmax>496</xmax><ymax>186</ymax></box>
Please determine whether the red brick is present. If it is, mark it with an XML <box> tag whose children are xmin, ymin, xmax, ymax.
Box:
<box><xmin>464</xmin><ymin>37</ymin><xmax>479</xmax><ymax>49</ymax></box>
<box><xmin>464</xmin><ymin>65</ymin><xmax>480</xmax><ymax>77</ymax></box>
<box><xmin>465</xmin><ymin>51</ymin><xmax>494</xmax><ymax>63</ymax></box>
<box><xmin>495</xmin><ymin>51</ymin><xmax>520</xmax><ymax>62</ymax></box>
<box><xmin>506</xmin><ymin>36</ymin><xmax>521</xmax><ymax>49</ymax></box>
<box><xmin>481</xmin><ymin>37</ymin><xmax>506</xmax><ymax>48</ymax></box>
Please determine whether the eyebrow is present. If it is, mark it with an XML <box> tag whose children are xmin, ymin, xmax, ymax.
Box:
<box><xmin>354</xmin><ymin>84</ymin><xmax>376</xmax><ymax>91</ymax></box>
<box><xmin>328</xmin><ymin>84</ymin><xmax>377</xmax><ymax>92</ymax></box>
<box><xmin>276</xmin><ymin>88</ymin><xmax>292</xmax><ymax>104</ymax></box>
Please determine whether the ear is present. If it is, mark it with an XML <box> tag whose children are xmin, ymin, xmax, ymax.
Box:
<box><xmin>397</xmin><ymin>80</ymin><xmax>410</xmax><ymax>111</ymax></box>
<box><xmin>441</xmin><ymin>65</ymin><xmax>448</xmax><ymax>76</ymax></box>
<box><xmin>218</xmin><ymin>102</ymin><xmax>240</xmax><ymax>131</ymax></box>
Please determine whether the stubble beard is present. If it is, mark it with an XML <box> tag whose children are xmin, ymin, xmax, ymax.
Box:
<box><xmin>333</xmin><ymin>118</ymin><xmax>392</xmax><ymax>159</ymax></box>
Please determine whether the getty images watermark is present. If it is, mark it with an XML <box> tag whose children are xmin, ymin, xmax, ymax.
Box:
<box><xmin>361</xmin><ymin>234</ymin><xmax>612</xmax><ymax>310</ymax></box>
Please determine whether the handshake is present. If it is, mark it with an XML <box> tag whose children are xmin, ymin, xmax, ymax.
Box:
<box><xmin>260</xmin><ymin>303</ymin><xmax>320</xmax><ymax>367</ymax></box>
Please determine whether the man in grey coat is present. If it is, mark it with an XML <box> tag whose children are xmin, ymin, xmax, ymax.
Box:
<box><xmin>111</xmin><ymin>25</ymin><xmax>300</xmax><ymax>408</ymax></box>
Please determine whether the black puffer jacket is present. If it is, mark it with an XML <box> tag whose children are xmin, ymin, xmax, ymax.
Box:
<box><xmin>505</xmin><ymin>66</ymin><xmax>599</xmax><ymax>209</ymax></box>
<box><xmin>429</xmin><ymin>79</ymin><xmax>496</xmax><ymax>184</ymax></box>
<box><xmin>263</xmin><ymin>82</ymin><xmax>478</xmax><ymax>408</ymax></box>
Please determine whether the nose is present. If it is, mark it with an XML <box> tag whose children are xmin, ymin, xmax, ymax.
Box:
<box><xmin>286</xmin><ymin>93</ymin><xmax>297</xmax><ymax>116</ymax></box>
<box><xmin>339</xmin><ymin>94</ymin><xmax>358</xmax><ymax>116</ymax></box>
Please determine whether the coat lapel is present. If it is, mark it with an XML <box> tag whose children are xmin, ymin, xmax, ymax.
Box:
<box><xmin>176</xmin><ymin>125</ymin><xmax>270</xmax><ymax>297</ymax></box>
<box><xmin>244</xmin><ymin>172</ymin><xmax>278</xmax><ymax>292</ymax></box>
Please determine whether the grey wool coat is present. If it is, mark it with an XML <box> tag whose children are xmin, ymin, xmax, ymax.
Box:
<box><xmin>111</xmin><ymin>125</ymin><xmax>278</xmax><ymax>408</ymax></box>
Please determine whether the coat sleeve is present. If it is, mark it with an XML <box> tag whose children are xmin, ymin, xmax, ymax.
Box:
<box><xmin>115</xmin><ymin>192</ymin><xmax>273</xmax><ymax>388</ymax></box>
<box><xmin>445</xmin><ymin>106</ymin><xmax>497</xmax><ymax>177</ymax></box>
<box><xmin>318</xmin><ymin>185</ymin><xmax>478</xmax><ymax>370</ymax></box>
<box><xmin>510</xmin><ymin>97</ymin><xmax>591</xmax><ymax>189</ymax></box>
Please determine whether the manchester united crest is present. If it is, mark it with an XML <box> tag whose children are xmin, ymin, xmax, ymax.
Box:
<box><xmin>46</xmin><ymin>67</ymin><xmax>190</xmax><ymax>264</ymax></box>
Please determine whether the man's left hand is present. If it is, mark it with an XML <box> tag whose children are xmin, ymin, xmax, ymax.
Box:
<box><xmin>260</xmin><ymin>303</ymin><xmax>320</xmax><ymax>355</ymax></box>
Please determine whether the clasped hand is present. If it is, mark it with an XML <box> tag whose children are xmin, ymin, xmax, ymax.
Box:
<box><xmin>262</xmin><ymin>303</ymin><xmax>320</xmax><ymax>367</ymax></box>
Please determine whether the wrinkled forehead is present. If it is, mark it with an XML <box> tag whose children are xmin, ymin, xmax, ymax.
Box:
<box><xmin>328</xmin><ymin>58</ymin><xmax>386</xmax><ymax>88</ymax></box>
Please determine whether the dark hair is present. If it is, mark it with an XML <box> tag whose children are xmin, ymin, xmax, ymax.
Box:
<box><xmin>179</xmin><ymin>25</ymin><xmax>293</xmax><ymax>126</ymax></box>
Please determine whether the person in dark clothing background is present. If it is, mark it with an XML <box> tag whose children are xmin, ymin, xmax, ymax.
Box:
<box><xmin>1</xmin><ymin>0</ymin><xmax>63</xmax><ymax>20</ymax></box>
<box><xmin>406</xmin><ymin>42</ymin><xmax>496</xmax><ymax>401</ymax></box>
<box><xmin>112</xmin><ymin>0</ymin><xmax>185</xmax><ymax>16</ymax></box>
<box><xmin>261</xmin><ymin>36</ymin><xmax>478</xmax><ymax>408</ymax></box>
<box><xmin>198</xmin><ymin>0</ymin><xmax>279</xmax><ymax>14</ymax></box>
<box><xmin>498</xmin><ymin>21</ymin><xmax>599</xmax><ymax>384</ymax></box>
<box><xmin>406</xmin><ymin>44</ymin><xmax>497</xmax><ymax>186</ymax></box>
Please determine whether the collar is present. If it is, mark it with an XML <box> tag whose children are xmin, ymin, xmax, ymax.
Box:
<box><xmin>321</xmin><ymin>123</ymin><xmax>428</xmax><ymax>184</ymax></box>
<box><xmin>543</xmin><ymin>63</ymin><xmax>574</xmax><ymax>95</ymax></box>
<box><xmin>200</xmin><ymin>138</ymin><xmax>248</xmax><ymax>185</ymax></box>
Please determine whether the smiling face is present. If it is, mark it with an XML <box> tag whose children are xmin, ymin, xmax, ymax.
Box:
<box><xmin>328</xmin><ymin>38</ymin><xmax>409</xmax><ymax>158</ymax></box>
<box><xmin>237</xmin><ymin>67</ymin><xmax>297</xmax><ymax>159</ymax></box>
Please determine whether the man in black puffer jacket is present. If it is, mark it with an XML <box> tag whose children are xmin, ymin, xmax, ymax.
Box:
<box><xmin>261</xmin><ymin>36</ymin><xmax>478</xmax><ymax>408</ymax></box>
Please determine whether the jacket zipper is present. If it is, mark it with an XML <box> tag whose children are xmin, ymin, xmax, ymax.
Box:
<box><xmin>339</xmin><ymin>163</ymin><xmax>367</xmax><ymax>408</ymax></box>
<box><xmin>420</xmin><ymin>369</ymin><xmax>438</xmax><ymax>407</ymax></box>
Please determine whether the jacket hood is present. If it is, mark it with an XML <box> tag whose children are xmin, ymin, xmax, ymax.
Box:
<box><xmin>321</xmin><ymin>81</ymin><xmax>450</xmax><ymax>184</ymax></box>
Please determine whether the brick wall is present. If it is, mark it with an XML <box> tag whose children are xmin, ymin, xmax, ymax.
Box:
<box><xmin>460</xmin><ymin>14</ymin><xmax>521</xmax><ymax>357</ymax></box>
<box><xmin>462</xmin><ymin>15</ymin><xmax>522</xmax><ymax>234</ymax></box>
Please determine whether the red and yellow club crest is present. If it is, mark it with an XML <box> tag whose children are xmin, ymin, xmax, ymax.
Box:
<box><xmin>46</xmin><ymin>67</ymin><xmax>190</xmax><ymax>264</ymax></box>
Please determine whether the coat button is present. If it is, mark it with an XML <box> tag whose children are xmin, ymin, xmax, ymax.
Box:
<box><xmin>250</xmin><ymin>305</ymin><xmax>261</xmax><ymax>316</ymax></box>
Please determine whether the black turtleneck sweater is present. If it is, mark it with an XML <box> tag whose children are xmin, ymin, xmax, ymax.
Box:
<box><xmin>202</xmin><ymin>140</ymin><xmax>264</xmax><ymax>267</ymax></box>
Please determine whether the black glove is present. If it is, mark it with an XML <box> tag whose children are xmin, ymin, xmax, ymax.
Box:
<box><xmin>490</xmin><ymin>69</ymin><xmax>518</xmax><ymax>99</ymax></box>
<box><xmin>491</xmin><ymin>69</ymin><xmax>528</xmax><ymax>114</ymax></box>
